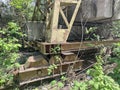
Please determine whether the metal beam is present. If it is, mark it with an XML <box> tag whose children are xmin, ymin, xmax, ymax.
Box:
<box><xmin>38</xmin><ymin>40</ymin><xmax>120</xmax><ymax>54</ymax></box>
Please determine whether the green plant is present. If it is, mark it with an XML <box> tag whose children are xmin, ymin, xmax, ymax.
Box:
<box><xmin>108</xmin><ymin>42</ymin><xmax>120</xmax><ymax>84</ymax></box>
<box><xmin>10</xmin><ymin>0</ymin><xmax>32</xmax><ymax>10</ymax></box>
<box><xmin>50</xmin><ymin>77</ymin><xmax>65</xmax><ymax>89</ymax></box>
<box><xmin>48</xmin><ymin>45</ymin><xmax>61</xmax><ymax>75</ymax></box>
<box><xmin>47</xmin><ymin>64</ymin><xmax>57</xmax><ymax>75</ymax></box>
<box><xmin>61</xmin><ymin>76</ymin><xmax>67</xmax><ymax>82</ymax></box>
<box><xmin>72</xmin><ymin>48</ymin><xmax>120</xmax><ymax>90</ymax></box>
<box><xmin>110</xmin><ymin>21</ymin><xmax>120</xmax><ymax>38</ymax></box>
<box><xmin>51</xmin><ymin>45</ymin><xmax>61</xmax><ymax>64</ymax></box>
<box><xmin>0</xmin><ymin>22</ymin><xmax>22</xmax><ymax>87</ymax></box>
<box><xmin>72</xmin><ymin>81</ymin><xmax>87</xmax><ymax>90</ymax></box>
<box><xmin>10</xmin><ymin>0</ymin><xmax>47</xmax><ymax>21</ymax></box>
<box><xmin>50</xmin><ymin>80</ymin><xmax>57</xmax><ymax>86</ymax></box>
<box><xmin>51</xmin><ymin>45</ymin><xmax>61</xmax><ymax>54</ymax></box>
<box><xmin>85</xmin><ymin>27</ymin><xmax>97</xmax><ymax>34</ymax></box>
<box><xmin>86</xmin><ymin>54</ymin><xmax>120</xmax><ymax>90</ymax></box>
<box><xmin>85</xmin><ymin>27</ymin><xmax>100</xmax><ymax>41</ymax></box>
<box><xmin>10</xmin><ymin>0</ymin><xmax>34</xmax><ymax>22</ymax></box>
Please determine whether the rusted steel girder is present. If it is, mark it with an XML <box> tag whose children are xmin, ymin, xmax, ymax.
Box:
<box><xmin>38</xmin><ymin>40</ymin><xmax>120</xmax><ymax>54</ymax></box>
<box><xmin>19</xmin><ymin>60</ymin><xmax>83</xmax><ymax>85</ymax></box>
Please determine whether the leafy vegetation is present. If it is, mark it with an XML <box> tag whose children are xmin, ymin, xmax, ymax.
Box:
<box><xmin>0</xmin><ymin>22</ymin><xmax>22</xmax><ymax>87</ymax></box>
<box><xmin>10</xmin><ymin>0</ymin><xmax>47</xmax><ymax>21</ymax></box>
<box><xmin>1</xmin><ymin>1</ymin><xmax>120</xmax><ymax>90</ymax></box>
<box><xmin>47</xmin><ymin>64</ymin><xmax>58</xmax><ymax>75</ymax></box>
<box><xmin>47</xmin><ymin>45</ymin><xmax>61</xmax><ymax>75</ymax></box>
<box><xmin>86</xmin><ymin>54</ymin><xmax>120</xmax><ymax>90</ymax></box>
<box><xmin>50</xmin><ymin>76</ymin><xmax>66</xmax><ymax>89</ymax></box>
<box><xmin>110</xmin><ymin>21</ymin><xmax>120</xmax><ymax>38</ymax></box>
<box><xmin>72</xmin><ymin>52</ymin><xmax>120</xmax><ymax>90</ymax></box>
<box><xmin>47</xmin><ymin>47</ymin><xmax>120</xmax><ymax>90</ymax></box>
<box><xmin>10</xmin><ymin>0</ymin><xmax>32</xmax><ymax>10</ymax></box>
<box><xmin>85</xmin><ymin>27</ymin><xmax>100</xmax><ymax>41</ymax></box>
<box><xmin>108</xmin><ymin>42</ymin><xmax>120</xmax><ymax>84</ymax></box>
<box><xmin>10</xmin><ymin>0</ymin><xmax>34</xmax><ymax>22</ymax></box>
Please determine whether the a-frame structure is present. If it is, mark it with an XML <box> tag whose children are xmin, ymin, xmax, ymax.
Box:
<box><xmin>46</xmin><ymin>0</ymin><xmax>82</xmax><ymax>43</ymax></box>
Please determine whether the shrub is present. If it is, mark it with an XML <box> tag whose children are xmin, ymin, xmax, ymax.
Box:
<box><xmin>109</xmin><ymin>43</ymin><xmax>120</xmax><ymax>85</ymax></box>
<box><xmin>0</xmin><ymin>22</ymin><xmax>22</xmax><ymax>87</ymax></box>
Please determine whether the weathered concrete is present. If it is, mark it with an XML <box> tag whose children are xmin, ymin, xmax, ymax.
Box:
<box><xmin>67</xmin><ymin>0</ymin><xmax>113</xmax><ymax>22</ymax></box>
<box><xmin>95</xmin><ymin>0</ymin><xmax>113</xmax><ymax>20</ymax></box>
<box><xmin>112</xmin><ymin>0</ymin><xmax>120</xmax><ymax>20</ymax></box>
<box><xmin>26</xmin><ymin>21</ymin><xmax>45</xmax><ymax>41</ymax></box>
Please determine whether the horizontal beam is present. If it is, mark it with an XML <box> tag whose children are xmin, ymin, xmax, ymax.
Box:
<box><xmin>38</xmin><ymin>40</ymin><xmax>120</xmax><ymax>54</ymax></box>
<box><xmin>60</xmin><ymin>0</ymin><xmax>78</xmax><ymax>5</ymax></box>
<box><xmin>19</xmin><ymin>60</ymin><xmax>83</xmax><ymax>85</ymax></box>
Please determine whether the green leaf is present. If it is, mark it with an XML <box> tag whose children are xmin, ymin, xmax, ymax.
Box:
<box><xmin>0</xmin><ymin>79</ymin><xmax>6</xmax><ymax>84</ymax></box>
<box><xmin>89</xmin><ymin>80</ymin><xmax>94</xmax><ymax>85</ymax></box>
<box><xmin>72</xmin><ymin>86</ymin><xmax>79</xmax><ymax>90</ymax></box>
<box><xmin>58</xmin><ymin>82</ymin><xmax>64</xmax><ymax>88</ymax></box>
<box><xmin>61</xmin><ymin>76</ymin><xmax>67</xmax><ymax>81</ymax></box>
<box><xmin>50</xmin><ymin>80</ymin><xmax>57</xmax><ymax>86</ymax></box>
<box><xmin>94</xmin><ymin>83</ymin><xmax>99</xmax><ymax>89</ymax></box>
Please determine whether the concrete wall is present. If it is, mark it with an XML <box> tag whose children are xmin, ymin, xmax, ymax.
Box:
<box><xmin>112</xmin><ymin>0</ymin><xmax>120</xmax><ymax>20</ymax></box>
<box><xmin>26</xmin><ymin>21</ymin><xmax>45</xmax><ymax>41</ymax></box>
<box><xmin>67</xmin><ymin>0</ymin><xmax>114</xmax><ymax>22</ymax></box>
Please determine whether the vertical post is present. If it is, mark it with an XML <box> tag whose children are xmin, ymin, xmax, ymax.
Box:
<box><xmin>50</xmin><ymin>0</ymin><xmax>60</xmax><ymax>29</ymax></box>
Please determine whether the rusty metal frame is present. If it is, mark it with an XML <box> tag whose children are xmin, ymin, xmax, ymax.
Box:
<box><xmin>46</xmin><ymin>0</ymin><xmax>82</xmax><ymax>43</ymax></box>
